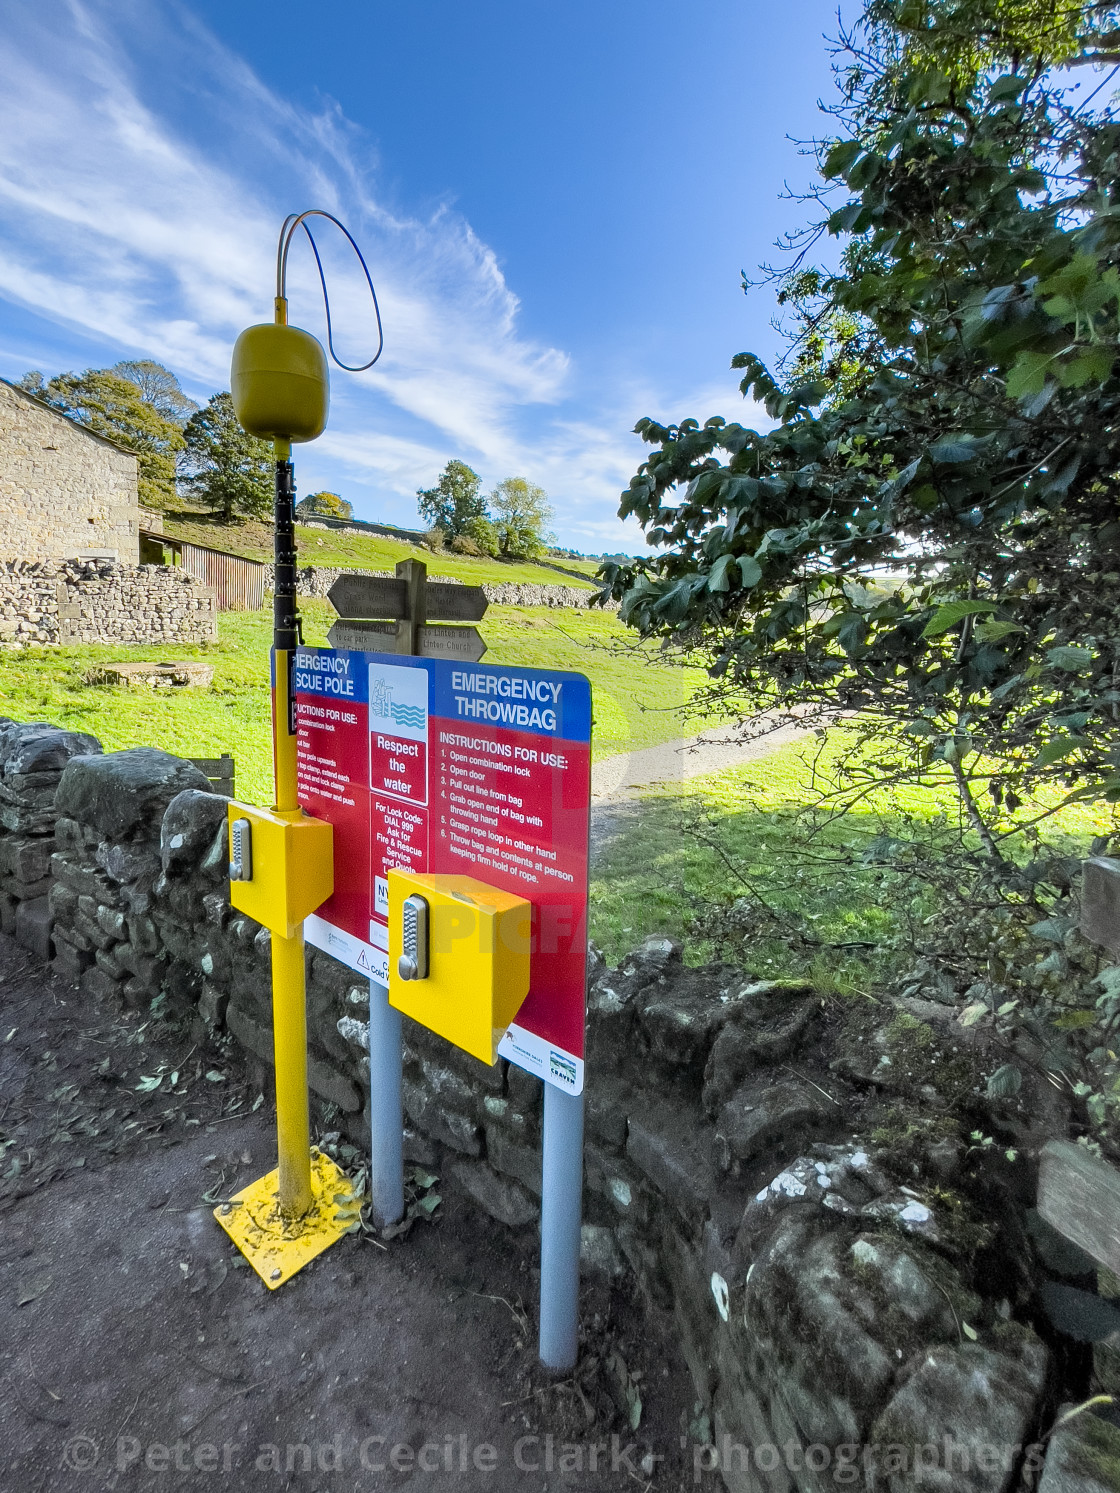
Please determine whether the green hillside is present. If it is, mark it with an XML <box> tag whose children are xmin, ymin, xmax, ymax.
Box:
<box><xmin>161</xmin><ymin>510</ymin><xmax>596</xmax><ymax>590</ymax></box>
<box><xmin>0</xmin><ymin>601</ymin><xmax>710</xmax><ymax>804</ymax></box>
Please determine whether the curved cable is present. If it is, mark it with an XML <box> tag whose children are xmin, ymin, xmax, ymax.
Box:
<box><xmin>276</xmin><ymin>209</ymin><xmax>384</xmax><ymax>371</ymax></box>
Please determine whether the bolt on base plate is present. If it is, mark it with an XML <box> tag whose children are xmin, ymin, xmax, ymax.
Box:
<box><xmin>214</xmin><ymin>1148</ymin><xmax>361</xmax><ymax>1289</ymax></box>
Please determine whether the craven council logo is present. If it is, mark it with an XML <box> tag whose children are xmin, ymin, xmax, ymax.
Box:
<box><xmin>549</xmin><ymin>1051</ymin><xmax>577</xmax><ymax>1086</ymax></box>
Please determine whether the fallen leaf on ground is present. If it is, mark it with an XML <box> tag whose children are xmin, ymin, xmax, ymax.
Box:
<box><xmin>16</xmin><ymin>1276</ymin><xmax>51</xmax><ymax>1307</ymax></box>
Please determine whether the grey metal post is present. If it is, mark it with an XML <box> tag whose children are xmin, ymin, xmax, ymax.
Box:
<box><xmin>365</xmin><ymin>560</ymin><xmax>424</xmax><ymax>1228</ymax></box>
<box><xmin>539</xmin><ymin>1082</ymin><xmax>584</xmax><ymax>1371</ymax></box>
<box><xmin>368</xmin><ymin>977</ymin><xmax>404</xmax><ymax>1226</ymax></box>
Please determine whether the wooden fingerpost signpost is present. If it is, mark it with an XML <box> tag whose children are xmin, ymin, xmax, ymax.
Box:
<box><xmin>300</xmin><ymin>566</ymin><xmax>592</xmax><ymax>1371</ymax></box>
<box><xmin>326</xmin><ymin>562</ymin><xmax>489</xmax><ymax>662</ymax></box>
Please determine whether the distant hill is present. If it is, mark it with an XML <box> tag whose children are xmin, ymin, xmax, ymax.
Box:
<box><xmin>160</xmin><ymin>509</ymin><xmax>596</xmax><ymax>590</ymax></box>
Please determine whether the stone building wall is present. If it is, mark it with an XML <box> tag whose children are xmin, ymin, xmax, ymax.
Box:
<box><xmin>0</xmin><ymin>560</ymin><xmax>217</xmax><ymax>646</ymax></box>
<box><xmin>0</xmin><ymin>721</ymin><xmax>1116</xmax><ymax>1491</ymax></box>
<box><xmin>0</xmin><ymin>380</ymin><xmax>140</xmax><ymax>564</ymax></box>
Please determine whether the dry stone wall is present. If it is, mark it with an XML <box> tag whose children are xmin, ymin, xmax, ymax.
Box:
<box><xmin>264</xmin><ymin>563</ymin><xmax>605</xmax><ymax>610</ymax></box>
<box><xmin>0</xmin><ymin>721</ymin><xmax>1116</xmax><ymax>1492</ymax></box>
<box><xmin>0</xmin><ymin>379</ymin><xmax>140</xmax><ymax>563</ymax></box>
<box><xmin>0</xmin><ymin>560</ymin><xmax>217</xmax><ymax>645</ymax></box>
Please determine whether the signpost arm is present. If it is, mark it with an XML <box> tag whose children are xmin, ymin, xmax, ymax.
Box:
<box><xmin>538</xmin><ymin>1082</ymin><xmax>584</xmax><ymax>1372</ymax></box>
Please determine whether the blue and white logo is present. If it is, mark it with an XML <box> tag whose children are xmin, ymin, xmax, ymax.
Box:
<box><xmin>368</xmin><ymin>662</ymin><xmax>428</xmax><ymax>744</ymax></box>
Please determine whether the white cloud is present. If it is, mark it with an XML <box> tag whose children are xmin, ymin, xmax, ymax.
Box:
<box><xmin>0</xmin><ymin>0</ymin><xmax>758</xmax><ymax>547</ymax></box>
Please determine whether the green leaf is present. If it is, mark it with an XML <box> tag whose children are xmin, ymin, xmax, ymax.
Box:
<box><xmin>1036</xmin><ymin>735</ymin><xmax>1090</xmax><ymax>767</ymax></box>
<box><xmin>830</xmin><ymin>202</ymin><xmax>869</xmax><ymax>234</ymax></box>
<box><xmin>1053</xmin><ymin>1010</ymin><xmax>1097</xmax><ymax>1030</ymax></box>
<box><xmin>1056</xmin><ymin>346</ymin><xmax>1115</xmax><ymax>388</ymax></box>
<box><xmin>959</xmin><ymin>1001</ymin><xmax>990</xmax><ymax>1027</ymax></box>
<box><xmin>989</xmin><ymin>74</ymin><xmax>1028</xmax><ymax>102</ymax></box>
<box><xmin>707</xmin><ymin>553</ymin><xmax>737</xmax><ymax>592</ymax></box>
<box><xmin>985</xmin><ymin>1064</ymin><xmax>1022</xmax><ymax>1099</ymax></box>
<box><xmin>921</xmin><ymin>601</ymin><xmax>997</xmax><ymax>638</ymax></box>
<box><xmin>738</xmin><ymin>555</ymin><xmax>762</xmax><ymax>588</ymax></box>
<box><xmin>629</xmin><ymin>1389</ymin><xmax>643</xmax><ymax>1431</ymax></box>
<box><xmin>929</xmin><ymin>438</ymin><xmax>979</xmax><ymax>464</ymax></box>
<box><xmin>1007</xmin><ymin>350</ymin><xmax>1054</xmax><ymax>399</ymax></box>
<box><xmin>836</xmin><ymin>612</ymin><xmax>868</xmax><ymax>656</ymax></box>
<box><xmin>1047</xmin><ymin>645</ymin><xmax>1094</xmax><ymax>671</ymax></box>
<box><xmin>909</xmin><ymin>70</ymin><xmax>952</xmax><ymax>105</ymax></box>
<box><xmin>973</xmin><ymin>620</ymin><xmax>1024</xmax><ymax>643</ymax></box>
<box><xmin>823</xmin><ymin>139</ymin><xmax>862</xmax><ymax>179</ymax></box>
<box><xmin>1029</xmin><ymin>917</ymin><xmax>1074</xmax><ymax>942</ymax></box>
<box><xmin>847</xmin><ymin>152</ymin><xmax>882</xmax><ymax>189</ymax></box>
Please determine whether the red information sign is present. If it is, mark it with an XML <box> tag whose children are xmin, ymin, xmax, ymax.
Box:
<box><xmin>293</xmin><ymin>648</ymin><xmax>592</xmax><ymax>1092</ymax></box>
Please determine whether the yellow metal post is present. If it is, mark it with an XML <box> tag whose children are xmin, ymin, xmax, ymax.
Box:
<box><xmin>214</xmin><ymin>412</ymin><xmax>352</xmax><ymax>1285</ymax></box>
<box><xmin>271</xmin><ymin>918</ymin><xmax>312</xmax><ymax>1216</ymax></box>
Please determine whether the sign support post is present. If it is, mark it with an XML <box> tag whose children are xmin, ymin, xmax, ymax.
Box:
<box><xmin>368</xmin><ymin>977</ymin><xmax>405</xmax><ymax>1226</ymax></box>
<box><xmin>539</xmin><ymin>1081</ymin><xmax>584</xmax><ymax>1372</ymax></box>
<box><xmin>364</xmin><ymin>555</ymin><xmax>426</xmax><ymax>1228</ymax></box>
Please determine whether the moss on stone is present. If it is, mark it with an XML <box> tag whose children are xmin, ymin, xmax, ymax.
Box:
<box><xmin>1064</xmin><ymin>1410</ymin><xmax>1120</xmax><ymax>1487</ymax></box>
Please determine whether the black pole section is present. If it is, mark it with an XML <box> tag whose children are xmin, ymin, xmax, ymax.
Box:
<box><xmin>274</xmin><ymin>457</ymin><xmax>300</xmax><ymax>735</ymax></box>
<box><xmin>274</xmin><ymin>458</ymin><xmax>299</xmax><ymax>653</ymax></box>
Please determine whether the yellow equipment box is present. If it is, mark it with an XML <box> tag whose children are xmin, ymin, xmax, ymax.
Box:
<box><xmin>387</xmin><ymin>869</ymin><xmax>531</xmax><ymax>1064</ymax></box>
<box><xmin>227</xmin><ymin>803</ymin><xmax>334</xmax><ymax>938</ymax></box>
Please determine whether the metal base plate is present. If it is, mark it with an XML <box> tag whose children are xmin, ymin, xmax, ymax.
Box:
<box><xmin>214</xmin><ymin>1149</ymin><xmax>361</xmax><ymax>1289</ymax></box>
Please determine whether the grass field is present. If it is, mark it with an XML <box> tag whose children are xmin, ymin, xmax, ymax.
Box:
<box><xmin>0</xmin><ymin>602</ymin><xmax>711</xmax><ymax>803</ymax></box>
<box><xmin>587</xmin><ymin>728</ymin><xmax>1117</xmax><ymax>973</ymax></box>
<box><xmin>160</xmin><ymin>511</ymin><xmax>597</xmax><ymax>591</ymax></box>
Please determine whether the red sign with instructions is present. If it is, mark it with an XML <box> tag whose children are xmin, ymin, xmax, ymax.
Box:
<box><xmin>293</xmin><ymin>648</ymin><xmax>592</xmax><ymax>1093</ymax></box>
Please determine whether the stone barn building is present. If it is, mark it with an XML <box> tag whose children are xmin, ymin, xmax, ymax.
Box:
<box><xmin>0</xmin><ymin>378</ymin><xmax>141</xmax><ymax>564</ymax></box>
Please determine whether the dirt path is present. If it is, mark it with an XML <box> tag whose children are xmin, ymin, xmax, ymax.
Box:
<box><xmin>0</xmin><ymin>937</ymin><xmax>700</xmax><ymax>1492</ymax></box>
<box><xmin>591</xmin><ymin>720</ymin><xmax>811</xmax><ymax>805</ymax></box>
<box><xmin>589</xmin><ymin>719</ymin><xmax>812</xmax><ymax>863</ymax></box>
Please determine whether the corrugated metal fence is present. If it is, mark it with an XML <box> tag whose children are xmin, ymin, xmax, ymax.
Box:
<box><xmin>179</xmin><ymin>543</ymin><xmax>265</xmax><ymax>612</ymax></box>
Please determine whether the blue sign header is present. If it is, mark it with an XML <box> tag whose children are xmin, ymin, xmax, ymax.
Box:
<box><xmin>293</xmin><ymin>648</ymin><xmax>592</xmax><ymax>744</ymax></box>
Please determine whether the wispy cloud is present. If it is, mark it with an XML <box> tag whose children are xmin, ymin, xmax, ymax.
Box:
<box><xmin>0</xmin><ymin>0</ymin><xmax>752</xmax><ymax>545</ymax></box>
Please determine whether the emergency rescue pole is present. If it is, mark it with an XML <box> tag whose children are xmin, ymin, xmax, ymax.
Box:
<box><xmin>215</xmin><ymin>212</ymin><xmax>384</xmax><ymax>1287</ymax></box>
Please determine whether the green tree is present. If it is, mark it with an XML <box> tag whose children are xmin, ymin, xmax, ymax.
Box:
<box><xmin>604</xmin><ymin>0</ymin><xmax>1120</xmax><ymax>842</ymax></box>
<box><xmin>416</xmin><ymin>460</ymin><xmax>490</xmax><ymax>540</ymax></box>
<box><xmin>602</xmin><ymin>0</ymin><xmax>1120</xmax><ymax>1145</ymax></box>
<box><xmin>180</xmin><ymin>392</ymin><xmax>273</xmax><ymax>522</ymax></box>
<box><xmin>490</xmin><ymin>477</ymin><xmax>554</xmax><ymax>558</ymax></box>
<box><xmin>296</xmin><ymin>491</ymin><xmax>353</xmax><ymax>521</ymax></box>
<box><xmin>19</xmin><ymin>366</ymin><xmax>186</xmax><ymax>508</ymax></box>
<box><xmin>111</xmin><ymin>360</ymin><xmax>197</xmax><ymax>425</ymax></box>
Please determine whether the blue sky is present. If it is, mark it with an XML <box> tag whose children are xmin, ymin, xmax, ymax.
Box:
<box><xmin>0</xmin><ymin>0</ymin><xmax>843</xmax><ymax>549</ymax></box>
